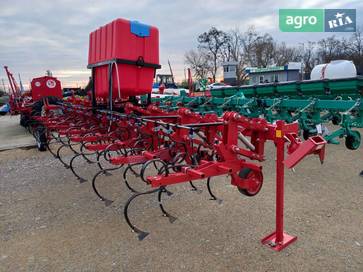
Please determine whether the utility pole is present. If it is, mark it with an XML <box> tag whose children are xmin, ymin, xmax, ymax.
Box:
<box><xmin>18</xmin><ymin>74</ymin><xmax>24</xmax><ymax>92</ymax></box>
<box><xmin>1</xmin><ymin>78</ymin><xmax>6</xmax><ymax>94</ymax></box>
<box><xmin>168</xmin><ymin>60</ymin><xmax>174</xmax><ymax>83</ymax></box>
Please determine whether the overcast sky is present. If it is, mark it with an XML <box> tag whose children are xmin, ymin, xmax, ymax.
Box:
<box><xmin>0</xmin><ymin>0</ymin><xmax>362</xmax><ymax>88</ymax></box>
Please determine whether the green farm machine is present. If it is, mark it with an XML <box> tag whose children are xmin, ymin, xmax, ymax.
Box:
<box><xmin>146</xmin><ymin>77</ymin><xmax>362</xmax><ymax>150</ymax></box>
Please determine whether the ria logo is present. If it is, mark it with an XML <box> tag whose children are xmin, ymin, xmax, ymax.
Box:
<box><xmin>328</xmin><ymin>12</ymin><xmax>352</xmax><ymax>29</ymax></box>
<box><xmin>325</xmin><ymin>9</ymin><xmax>356</xmax><ymax>32</ymax></box>
<box><xmin>279</xmin><ymin>9</ymin><xmax>356</xmax><ymax>32</ymax></box>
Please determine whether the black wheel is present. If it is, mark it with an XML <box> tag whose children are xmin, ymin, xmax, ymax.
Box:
<box><xmin>35</xmin><ymin>125</ymin><xmax>47</xmax><ymax>151</ymax></box>
<box><xmin>331</xmin><ymin>115</ymin><xmax>341</xmax><ymax>125</ymax></box>
<box><xmin>31</xmin><ymin>96</ymin><xmax>61</xmax><ymax>151</ymax></box>
<box><xmin>31</xmin><ymin>96</ymin><xmax>62</xmax><ymax>116</ymax></box>
<box><xmin>302</xmin><ymin>129</ymin><xmax>314</xmax><ymax>140</ymax></box>
<box><xmin>20</xmin><ymin>114</ymin><xmax>29</xmax><ymax>127</ymax></box>
<box><xmin>237</xmin><ymin>167</ymin><xmax>263</xmax><ymax>197</ymax></box>
<box><xmin>345</xmin><ymin>131</ymin><xmax>361</xmax><ymax>150</ymax></box>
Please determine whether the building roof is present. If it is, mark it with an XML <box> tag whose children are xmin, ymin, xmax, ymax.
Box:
<box><xmin>246</xmin><ymin>63</ymin><xmax>301</xmax><ymax>74</ymax></box>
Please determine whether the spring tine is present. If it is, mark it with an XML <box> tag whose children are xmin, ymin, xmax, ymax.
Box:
<box><xmin>91</xmin><ymin>169</ymin><xmax>114</xmax><ymax>206</ymax></box>
<box><xmin>97</xmin><ymin>149</ymin><xmax>114</xmax><ymax>175</ymax></box>
<box><xmin>128</xmin><ymin>162</ymin><xmax>141</xmax><ymax>178</ymax></box>
<box><xmin>80</xmin><ymin>142</ymin><xmax>97</xmax><ymax>164</ymax></box>
<box><xmin>69</xmin><ymin>153</ymin><xmax>88</xmax><ymax>183</ymax></box>
<box><xmin>47</xmin><ymin>139</ymin><xmax>59</xmax><ymax>158</ymax></box>
<box><xmin>96</xmin><ymin>150</ymin><xmax>107</xmax><ymax>171</ymax></box>
<box><xmin>123</xmin><ymin>188</ymin><xmax>160</xmax><ymax>241</ymax></box>
<box><xmin>141</xmin><ymin>159</ymin><xmax>168</xmax><ymax>184</ymax></box>
<box><xmin>56</xmin><ymin>144</ymin><xmax>70</xmax><ymax>169</ymax></box>
<box><xmin>122</xmin><ymin>164</ymin><xmax>141</xmax><ymax>193</ymax></box>
<box><xmin>206</xmin><ymin>177</ymin><xmax>223</xmax><ymax>204</ymax></box>
<box><xmin>157</xmin><ymin>187</ymin><xmax>177</xmax><ymax>223</ymax></box>
<box><xmin>189</xmin><ymin>181</ymin><xmax>202</xmax><ymax>194</ymax></box>
<box><xmin>68</xmin><ymin>140</ymin><xmax>80</xmax><ymax>155</ymax></box>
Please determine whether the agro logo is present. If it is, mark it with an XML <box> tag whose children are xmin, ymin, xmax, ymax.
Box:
<box><xmin>279</xmin><ymin>9</ymin><xmax>324</xmax><ymax>32</ymax></box>
<box><xmin>286</xmin><ymin>15</ymin><xmax>317</xmax><ymax>29</ymax></box>
<box><xmin>46</xmin><ymin>79</ymin><xmax>56</xmax><ymax>88</ymax></box>
<box><xmin>35</xmin><ymin>81</ymin><xmax>41</xmax><ymax>87</ymax></box>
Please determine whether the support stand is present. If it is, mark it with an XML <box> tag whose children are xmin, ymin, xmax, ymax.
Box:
<box><xmin>261</xmin><ymin>120</ymin><xmax>297</xmax><ymax>251</ymax></box>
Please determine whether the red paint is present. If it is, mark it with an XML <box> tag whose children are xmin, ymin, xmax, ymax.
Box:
<box><xmin>30</xmin><ymin>76</ymin><xmax>62</xmax><ymax>101</ymax></box>
<box><xmin>88</xmin><ymin>18</ymin><xmax>160</xmax><ymax>99</ymax></box>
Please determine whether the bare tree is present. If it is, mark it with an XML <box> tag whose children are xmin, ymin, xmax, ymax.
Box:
<box><xmin>253</xmin><ymin>33</ymin><xmax>275</xmax><ymax>67</ymax></box>
<box><xmin>273</xmin><ymin>42</ymin><xmax>300</xmax><ymax>66</ymax></box>
<box><xmin>184</xmin><ymin>49</ymin><xmax>212</xmax><ymax>80</ymax></box>
<box><xmin>347</xmin><ymin>27</ymin><xmax>363</xmax><ymax>74</ymax></box>
<box><xmin>241</xmin><ymin>26</ymin><xmax>260</xmax><ymax>66</ymax></box>
<box><xmin>348</xmin><ymin>27</ymin><xmax>363</xmax><ymax>57</ymax></box>
<box><xmin>298</xmin><ymin>42</ymin><xmax>317</xmax><ymax>79</ymax></box>
<box><xmin>198</xmin><ymin>27</ymin><xmax>230</xmax><ymax>82</ymax></box>
<box><xmin>317</xmin><ymin>36</ymin><xmax>344</xmax><ymax>62</ymax></box>
<box><xmin>186</xmin><ymin>24</ymin><xmax>363</xmax><ymax>83</ymax></box>
<box><xmin>221</xmin><ymin>29</ymin><xmax>249</xmax><ymax>84</ymax></box>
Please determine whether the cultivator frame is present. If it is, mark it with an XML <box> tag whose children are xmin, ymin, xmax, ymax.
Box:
<box><xmin>23</xmin><ymin>97</ymin><xmax>326</xmax><ymax>250</ymax></box>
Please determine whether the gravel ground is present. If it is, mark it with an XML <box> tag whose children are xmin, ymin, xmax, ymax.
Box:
<box><xmin>0</xmin><ymin>136</ymin><xmax>362</xmax><ymax>272</ymax></box>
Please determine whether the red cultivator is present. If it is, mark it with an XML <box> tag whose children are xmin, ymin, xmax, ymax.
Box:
<box><xmin>7</xmin><ymin>17</ymin><xmax>328</xmax><ymax>251</ymax></box>
<box><xmin>33</xmin><ymin>100</ymin><xmax>326</xmax><ymax>250</ymax></box>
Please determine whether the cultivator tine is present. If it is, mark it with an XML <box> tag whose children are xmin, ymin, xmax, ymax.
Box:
<box><xmin>69</xmin><ymin>153</ymin><xmax>88</xmax><ymax>183</ymax></box>
<box><xmin>68</xmin><ymin>140</ymin><xmax>81</xmax><ymax>155</ymax></box>
<box><xmin>79</xmin><ymin>143</ymin><xmax>97</xmax><ymax>164</ymax></box>
<box><xmin>47</xmin><ymin>139</ymin><xmax>59</xmax><ymax>158</ymax></box>
<box><xmin>56</xmin><ymin>144</ymin><xmax>70</xmax><ymax>169</ymax></box>
<box><xmin>158</xmin><ymin>187</ymin><xmax>177</xmax><ymax>223</ymax></box>
<box><xmin>123</xmin><ymin>188</ymin><xmax>160</xmax><ymax>241</ymax></box>
<box><xmin>123</xmin><ymin>163</ymin><xmax>143</xmax><ymax>193</ymax></box>
<box><xmin>96</xmin><ymin>151</ymin><xmax>120</xmax><ymax>176</ymax></box>
<box><xmin>91</xmin><ymin>167</ymin><xmax>124</xmax><ymax>206</ymax></box>
<box><xmin>206</xmin><ymin>177</ymin><xmax>223</xmax><ymax>204</ymax></box>
<box><xmin>189</xmin><ymin>181</ymin><xmax>202</xmax><ymax>194</ymax></box>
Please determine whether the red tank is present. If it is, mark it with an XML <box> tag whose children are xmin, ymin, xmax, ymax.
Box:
<box><xmin>88</xmin><ymin>18</ymin><xmax>160</xmax><ymax>99</ymax></box>
<box><xmin>30</xmin><ymin>76</ymin><xmax>62</xmax><ymax>101</ymax></box>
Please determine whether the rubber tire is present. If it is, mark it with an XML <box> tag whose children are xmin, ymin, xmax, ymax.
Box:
<box><xmin>237</xmin><ymin>168</ymin><xmax>263</xmax><ymax>197</ymax></box>
<box><xmin>331</xmin><ymin>115</ymin><xmax>341</xmax><ymax>126</ymax></box>
<box><xmin>35</xmin><ymin>125</ymin><xmax>47</xmax><ymax>151</ymax></box>
<box><xmin>20</xmin><ymin>114</ymin><xmax>29</xmax><ymax>127</ymax></box>
<box><xmin>31</xmin><ymin>96</ymin><xmax>61</xmax><ymax>151</ymax></box>
<box><xmin>345</xmin><ymin>131</ymin><xmax>361</xmax><ymax>150</ymax></box>
<box><xmin>302</xmin><ymin>129</ymin><xmax>313</xmax><ymax>140</ymax></box>
<box><xmin>31</xmin><ymin>96</ymin><xmax>61</xmax><ymax>116</ymax></box>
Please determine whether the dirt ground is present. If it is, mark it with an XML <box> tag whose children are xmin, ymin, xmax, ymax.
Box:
<box><xmin>0</xmin><ymin>135</ymin><xmax>362</xmax><ymax>272</ymax></box>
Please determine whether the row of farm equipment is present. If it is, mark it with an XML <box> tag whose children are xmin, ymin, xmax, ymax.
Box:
<box><xmin>148</xmin><ymin>91</ymin><xmax>362</xmax><ymax>150</ymax></box>
<box><xmin>2</xmin><ymin>18</ymin><xmax>361</xmax><ymax>251</ymax></box>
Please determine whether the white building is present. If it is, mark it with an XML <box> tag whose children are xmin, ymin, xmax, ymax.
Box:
<box><xmin>222</xmin><ymin>61</ymin><xmax>238</xmax><ymax>85</ymax></box>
